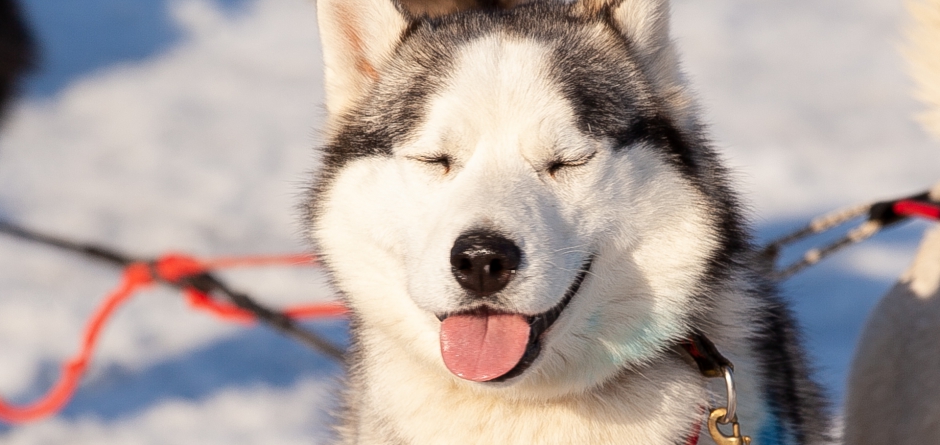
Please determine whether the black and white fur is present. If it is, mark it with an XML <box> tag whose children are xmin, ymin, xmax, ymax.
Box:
<box><xmin>305</xmin><ymin>1</ymin><xmax>830</xmax><ymax>443</ymax></box>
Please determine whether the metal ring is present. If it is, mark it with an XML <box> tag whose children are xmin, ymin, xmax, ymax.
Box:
<box><xmin>720</xmin><ymin>366</ymin><xmax>737</xmax><ymax>423</ymax></box>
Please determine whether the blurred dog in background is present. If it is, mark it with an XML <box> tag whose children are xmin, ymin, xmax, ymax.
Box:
<box><xmin>845</xmin><ymin>0</ymin><xmax>940</xmax><ymax>443</ymax></box>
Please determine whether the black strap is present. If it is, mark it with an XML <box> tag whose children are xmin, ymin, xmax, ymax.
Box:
<box><xmin>868</xmin><ymin>191</ymin><xmax>932</xmax><ymax>227</ymax></box>
<box><xmin>679</xmin><ymin>333</ymin><xmax>733</xmax><ymax>378</ymax></box>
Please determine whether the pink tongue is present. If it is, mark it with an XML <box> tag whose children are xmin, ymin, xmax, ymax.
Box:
<box><xmin>440</xmin><ymin>312</ymin><xmax>531</xmax><ymax>382</ymax></box>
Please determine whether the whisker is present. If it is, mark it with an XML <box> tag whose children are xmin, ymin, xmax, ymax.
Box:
<box><xmin>548</xmin><ymin>265</ymin><xmax>601</xmax><ymax>280</ymax></box>
<box><xmin>552</xmin><ymin>244</ymin><xmax>592</xmax><ymax>255</ymax></box>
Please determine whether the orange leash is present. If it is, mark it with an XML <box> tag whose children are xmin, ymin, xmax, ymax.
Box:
<box><xmin>0</xmin><ymin>253</ymin><xmax>345</xmax><ymax>424</ymax></box>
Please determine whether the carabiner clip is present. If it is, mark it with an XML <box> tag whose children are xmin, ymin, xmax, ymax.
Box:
<box><xmin>708</xmin><ymin>408</ymin><xmax>751</xmax><ymax>445</ymax></box>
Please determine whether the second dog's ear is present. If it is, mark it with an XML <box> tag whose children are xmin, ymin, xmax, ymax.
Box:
<box><xmin>318</xmin><ymin>0</ymin><xmax>409</xmax><ymax>119</ymax></box>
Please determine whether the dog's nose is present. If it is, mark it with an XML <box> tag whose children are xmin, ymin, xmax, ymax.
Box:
<box><xmin>450</xmin><ymin>231</ymin><xmax>522</xmax><ymax>298</ymax></box>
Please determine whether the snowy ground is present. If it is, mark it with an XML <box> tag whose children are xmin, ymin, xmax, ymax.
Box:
<box><xmin>0</xmin><ymin>0</ymin><xmax>936</xmax><ymax>442</ymax></box>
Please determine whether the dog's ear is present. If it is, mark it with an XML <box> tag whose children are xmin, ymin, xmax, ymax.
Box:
<box><xmin>576</xmin><ymin>0</ymin><xmax>676</xmax><ymax>74</ymax></box>
<box><xmin>318</xmin><ymin>0</ymin><xmax>410</xmax><ymax>118</ymax></box>
<box><xmin>576</xmin><ymin>0</ymin><xmax>692</xmax><ymax>125</ymax></box>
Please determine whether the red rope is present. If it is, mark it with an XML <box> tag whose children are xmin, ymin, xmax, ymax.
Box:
<box><xmin>894</xmin><ymin>199</ymin><xmax>940</xmax><ymax>221</ymax></box>
<box><xmin>0</xmin><ymin>253</ymin><xmax>345</xmax><ymax>424</ymax></box>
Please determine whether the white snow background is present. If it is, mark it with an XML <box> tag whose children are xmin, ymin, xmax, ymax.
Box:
<box><xmin>0</xmin><ymin>0</ymin><xmax>936</xmax><ymax>442</ymax></box>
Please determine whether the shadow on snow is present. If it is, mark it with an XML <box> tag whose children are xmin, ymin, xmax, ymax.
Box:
<box><xmin>17</xmin><ymin>0</ymin><xmax>254</xmax><ymax>98</ymax></box>
<box><xmin>0</xmin><ymin>319</ymin><xmax>346</xmax><ymax>432</ymax></box>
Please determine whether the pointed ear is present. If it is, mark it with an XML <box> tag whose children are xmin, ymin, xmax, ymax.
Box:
<box><xmin>578</xmin><ymin>0</ymin><xmax>672</xmax><ymax>65</ymax></box>
<box><xmin>318</xmin><ymin>0</ymin><xmax>409</xmax><ymax>118</ymax></box>
<box><xmin>578</xmin><ymin>0</ymin><xmax>692</xmax><ymax>125</ymax></box>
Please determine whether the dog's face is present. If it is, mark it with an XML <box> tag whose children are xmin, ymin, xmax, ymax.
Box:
<box><xmin>309</xmin><ymin>0</ymin><xmax>740</xmax><ymax>398</ymax></box>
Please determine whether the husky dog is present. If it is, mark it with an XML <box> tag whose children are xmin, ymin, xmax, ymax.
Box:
<box><xmin>306</xmin><ymin>0</ymin><xmax>830</xmax><ymax>443</ymax></box>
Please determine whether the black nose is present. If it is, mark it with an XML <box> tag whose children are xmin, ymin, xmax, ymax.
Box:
<box><xmin>450</xmin><ymin>231</ymin><xmax>522</xmax><ymax>298</ymax></box>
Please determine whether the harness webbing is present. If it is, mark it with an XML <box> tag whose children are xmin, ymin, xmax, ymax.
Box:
<box><xmin>763</xmin><ymin>187</ymin><xmax>940</xmax><ymax>279</ymax></box>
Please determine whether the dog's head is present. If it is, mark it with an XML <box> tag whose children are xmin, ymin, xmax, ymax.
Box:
<box><xmin>307</xmin><ymin>0</ymin><xmax>746</xmax><ymax>398</ymax></box>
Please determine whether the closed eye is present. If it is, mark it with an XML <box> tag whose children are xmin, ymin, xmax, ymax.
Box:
<box><xmin>408</xmin><ymin>154</ymin><xmax>452</xmax><ymax>174</ymax></box>
<box><xmin>547</xmin><ymin>151</ymin><xmax>597</xmax><ymax>177</ymax></box>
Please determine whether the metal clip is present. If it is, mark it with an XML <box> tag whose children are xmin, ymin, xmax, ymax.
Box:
<box><xmin>708</xmin><ymin>407</ymin><xmax>751</xmax><ymax>445</ymax></box>
<box><xmin>707</xmin><ymin>366</ymin><xmax>751</xmax><ymax>445</ymax></box>
<box><xmin>719</xmin><ymin>366</ymin><xmax>737</xmax><ymax>423</ymax></box>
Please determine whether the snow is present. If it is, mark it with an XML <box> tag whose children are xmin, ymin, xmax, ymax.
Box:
<box><xmin>673</xmin><ymin>0</ymin><xmax>938</xmax><ymax>218</ymax></box>
<box><xmin>1</xmin><ymin>0</ymin><xmax>341</xmax><ymax>441</ymax></box>
<box><xmin>0</xmin><ymin>0</ymin><xmax>936</xmax><ymax>441</ymax></box>
<box><xmin>2</xmin><ymin>377</ymin><xmax>338</xmax><ymax>445</ymax></box>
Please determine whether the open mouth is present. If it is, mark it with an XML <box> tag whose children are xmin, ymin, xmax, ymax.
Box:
<box><xmin>438</xmin><ymin>257</ymin><xmax>594</xmax><ymax>383</ymax></box>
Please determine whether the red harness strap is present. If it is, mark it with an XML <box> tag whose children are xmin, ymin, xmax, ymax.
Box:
<box><xmin>894</xmin><ymin>199</ymin><xmax>940</xmax><ymax>220</ymax></box>
<box><xmin>0</xmin><ymin>254</ymin><xmax>345</xmax><ymax>424</ymax></box>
